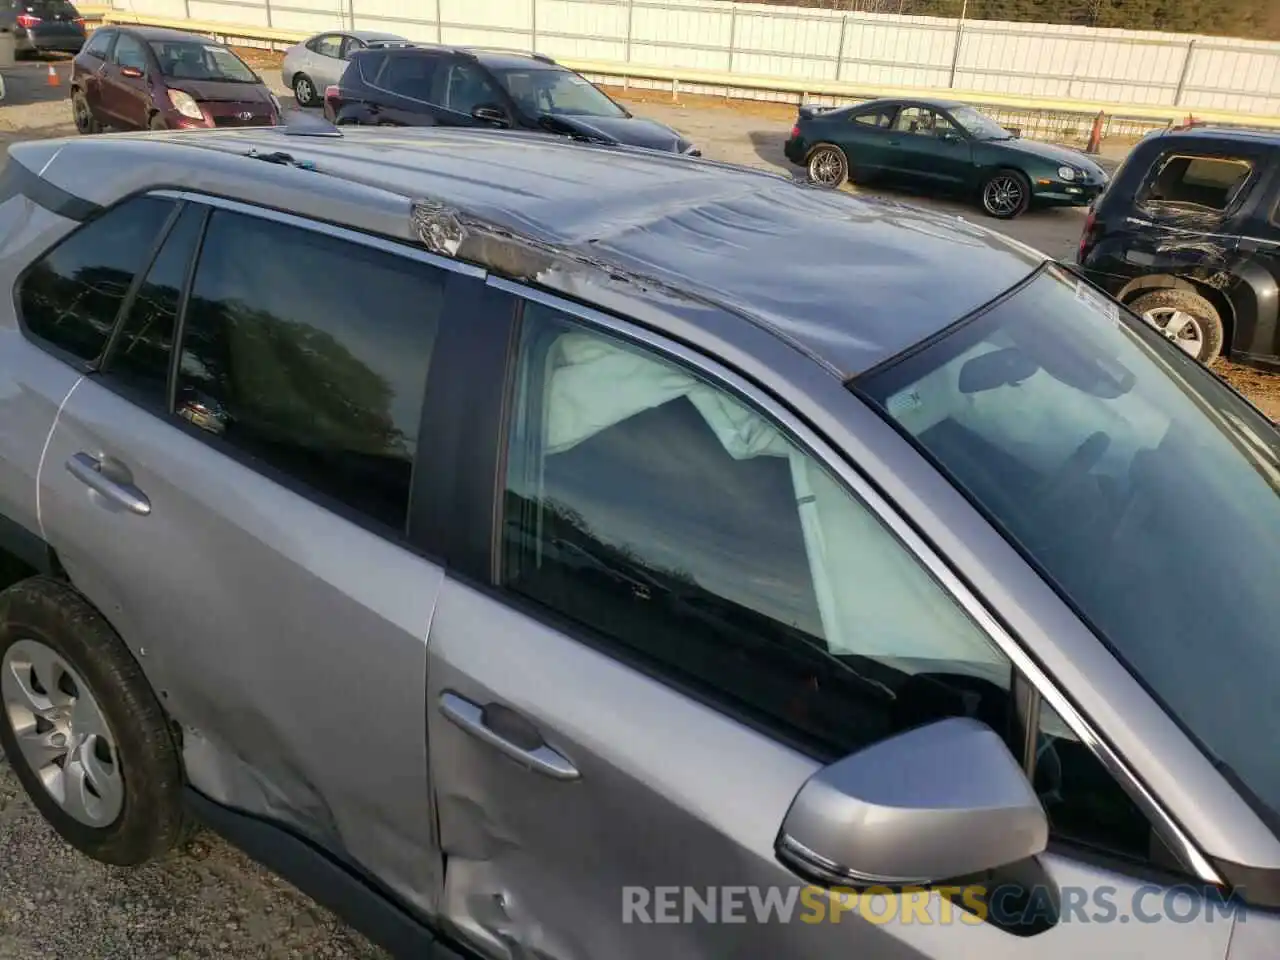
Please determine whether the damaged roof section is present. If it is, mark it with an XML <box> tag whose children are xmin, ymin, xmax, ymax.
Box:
<box><xmin>12</xmin><ymin>125</ymin><xmax>1049</xmax><ymax>378</ymax></box>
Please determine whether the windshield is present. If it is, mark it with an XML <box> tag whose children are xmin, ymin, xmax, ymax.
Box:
<box><xmin>858</xmin><ymin>264</ymin><xmax>1280</xmax><ymax>830</ymax></box>
<box><xmin>494</xmin><ymin>66</ymin><xmax>626</xmax><ymax>119</ymax></box>
<box><xmin>148</xmin><ymin>40</ymin><xmax>259</xmax><ymax>83</ymax></box>
<box><xmin>949</xmin><ymin>105</ymin><xmax>1012</xmax><ymax>140</ymax></box>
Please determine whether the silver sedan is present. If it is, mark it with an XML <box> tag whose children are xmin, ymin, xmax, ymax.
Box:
<box><xmin>281</xmin><ymin>29</ymin><xmax>411</xmax><ymax>107</ymax></box>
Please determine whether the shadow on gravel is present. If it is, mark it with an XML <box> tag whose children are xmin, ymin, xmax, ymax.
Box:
<box><xmin>748</xmin><ymin>129</ymin><xmax>789</xmax><ymax>172</ymax></box>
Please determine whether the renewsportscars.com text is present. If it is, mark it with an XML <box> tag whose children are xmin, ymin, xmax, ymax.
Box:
<box><xmin>622</xmin><ymin>884</ymin><xmax>1247</xmax><ymax>926</ymax></box>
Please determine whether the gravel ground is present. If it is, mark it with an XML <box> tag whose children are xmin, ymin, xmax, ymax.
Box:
<box><xmin>0</xmin><ymin>752</ymin><xmax>388</xmax><ymax>959</ymax></box>
<box><xmin>0</xmin><ymin>49</ymin><xmax>1276</xmax><ymax>959</ymax></box>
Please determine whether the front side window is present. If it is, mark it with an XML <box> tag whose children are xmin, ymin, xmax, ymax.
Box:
<box><xmin>1138</xmin><ymin>153</ymin><xmax>1254</xmax><ymax>215</ymax></box>
<box><xmin>494</xmin><ymin>66</ymin><xmax>625</xmax><ymax>119</ymax></box>
<box><xmin>148</xmin><ymin>40</ymin><xmax>258</xmax><ymax>83</ymax></box>
<box><xmin>436</xmin><ymin>61</ymin><xmax>504</xmax><ymax>115</ymax></box>
<box><xmin>17</xmin><ymin>196</ymin><xmax>176</xmax><ymax>365</ymax></box>
<box><xmin>860</xmin><ymin>264</ymin><xmax>1280</xmax><ymax>834</ymax></box>
<box><xmin>892</xmin><ymin>106</ymin><xmax>948</xmax><ymax>137</ymax></box>
<box><xmin>112</xmin><ymin>33</ymin><xmax>149</xmax><ymax>72</ymax></box>
<box><xmin>174</xmin><ymin>210</ymin><xmax>443</xmax><ymax>533</ymax></box>
<box><xmin>502</xmin><ymin>303</ymin><xmax>1013</xmax><ymax>760</ymax></box>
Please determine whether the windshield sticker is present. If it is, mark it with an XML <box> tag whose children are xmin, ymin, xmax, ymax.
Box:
<box><xmin>1074</xmin><ymin>279</ymin><xmax>1120</xmax><ymax>324</ymax></box>
<box><xmin>886</xmin><ymin>389</ymin><xmax>922</xmax><ymax>417</ymax></box>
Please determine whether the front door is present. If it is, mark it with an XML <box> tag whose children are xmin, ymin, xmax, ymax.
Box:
<box><xmin>98</xmin><ymin>32</ymin><xmax>151</xmax><ymax>129</ymax></box>
<box><xmin>883</xmin><ymin>106</ymin><xmax>973</xmax><ymax>189</ymax></box>
<box><xmin>428</xmin><ymin>291</ymin><xmax>1236</xmax><ymax>959</ymax></box>
<box><xmin>32</xmin><ymin>193</ymin><xmax>457</xmax><ymax>918</ymax></box>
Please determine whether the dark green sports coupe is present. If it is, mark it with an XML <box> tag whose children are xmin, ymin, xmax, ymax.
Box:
<box><xmin>784</xmin><ymin>97</ymin><xmax>1110</xmax><ymax>220</ymax></box>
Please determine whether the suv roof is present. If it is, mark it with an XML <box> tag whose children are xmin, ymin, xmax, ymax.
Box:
<box><xmin>350</xmin><ymin>43</ymin><xmax>556</xmax><ymax>66</ymax></box>
<box><xmin>1148</xmin><ymin>124</ymin><xmax>1280</xmax><ymax>147</ymax></box>
<box><xmin>8</xmin><ymin>126</ymin><xmax>1044</xmax><ymax>378</ymax></box>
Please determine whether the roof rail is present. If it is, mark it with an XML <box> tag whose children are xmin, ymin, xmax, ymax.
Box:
<box><xmin>458</xmin><ymin>45</ymin><xmax>556</xmax><ymax>64</ymax></box>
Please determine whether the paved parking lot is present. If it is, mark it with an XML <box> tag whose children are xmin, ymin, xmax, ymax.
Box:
<box><xmin>0</xmin><ymin>52</ymin><xmax>1276</xmax><ymax>959</ymax></box>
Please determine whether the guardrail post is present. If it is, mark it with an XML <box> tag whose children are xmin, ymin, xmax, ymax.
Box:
<box><xmin>1174</xmin><ymin>38</ymin><xmax>1197</xmax><ymax>106</ymax></box>
<box><xmin>835</xmin><ymin>14</ymin><xmax>847</xmax><ymax>82</ymax></box>
<box><xmin>624</xmin><ymin>0</ymin><xmax>634</xmax><ymax>63</ymax></box>
<box><xmin>727</xmin><ymin>5</ymin><xmax>737</xmax><ymax>73</ymax></box>
<box><xmin>948</xmin><ymin>21</ymin><xmax>964</xmax><ymax>88</ymax></box>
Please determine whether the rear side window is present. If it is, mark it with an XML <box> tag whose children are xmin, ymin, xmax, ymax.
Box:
<box><xmin>174</xmin><ymin>209</ymin><xmax>444</xmax><ymax>534</ymax></box>
<box><xmin>18</xmin><ymin>196</ymin><xmax>176</xmax><ymax>365</ymax></box>
<box><xmin>99</xmin><ymin>202</ymin><xmax>205</xmax><ymax>406</ymax></box>
<box><xmin>852</xmin><ymin>109</ymin><xmax>892</xmax><ymax>128</ymax></box>
<box><xmin>1139</xmin><ymin>153</ymin><xmax>1254</xmax><ymax>213</ymax></box>
<box><xmin>310</xmin><ymin>34</ymin><xmax>342</xmax><ymax>58</ymax></box>
<box><xmin>375</xmin><ymin>53</ymin><xmax>438</xmax><ymax>99</ymax></box>
<box><xmin>355</xmin><ymin>51</ymin><xmax>385</xmax><ymax>83</ymax></box>
<box><xmin>82</xmin><ymin>28</ymin><xmax>113</xmax><ymax>59</ymax></box>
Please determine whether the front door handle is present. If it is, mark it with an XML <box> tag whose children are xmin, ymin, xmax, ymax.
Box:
<box><xmin>65</xmin><ymin>452</ymin><xmax>151</xmax><ymax>516</ymax></box>
<box><xmin>439</xmin><ymin>692</ymin><xmax>579</xmax><ymax>781</ymax></box>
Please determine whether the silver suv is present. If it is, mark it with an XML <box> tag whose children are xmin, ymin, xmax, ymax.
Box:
<box><xmin>0</xmin><ymin>124</ymin><xmax>1278</xmax><ymax>960</ymax></box>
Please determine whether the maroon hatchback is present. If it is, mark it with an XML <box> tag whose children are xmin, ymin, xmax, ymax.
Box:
<box><xmin>70</xmin><ymin>25</ymin><xmax>281</xmax><ymax>133</ymax></box>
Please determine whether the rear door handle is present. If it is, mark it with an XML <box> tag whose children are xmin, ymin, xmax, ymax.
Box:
<box><xmin>439</xmin><ymin>691</ymin><xmax>580</xmax><ymax>781</ymax></box>
<box><xmin>65</xmin><ymin>452</ymin><xmax>151</xmax><ymax>516</ymax></box>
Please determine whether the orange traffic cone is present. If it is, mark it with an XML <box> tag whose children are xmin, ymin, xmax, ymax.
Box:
<box><xmin>46</xmin><ymin>63</ymin><xmax>60</xmax><ymax>87</ymax></box>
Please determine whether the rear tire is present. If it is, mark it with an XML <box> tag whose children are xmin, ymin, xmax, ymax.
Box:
<box><xmin>0</xmin><ymin>577</ymin><xmax>186</xmax><ymax>867</ymax></box>
<box><xmin>293</xmin><ymin>73</ymin><xmax>319</xmax><ymax>107</ymax></box>
<box><xmin>806</xmin><ymin>144</ymin><xmax>849</xmax><ymax>189</ymax></box>
<box><xmin>71</xmin><ymin>90</ymin><xmax>100</xmax><ymax>134</ymax></box>
<box><xmin>1128</xmin><ymin>288</ymin><xmax>1224</xmax><ymax>363</ymax></box>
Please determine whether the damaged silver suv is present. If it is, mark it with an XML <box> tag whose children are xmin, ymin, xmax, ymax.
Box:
<box><xmin>0</xmin><ymin>122</ymin><xmax>1279</xmax><ymax>960</ymax></box>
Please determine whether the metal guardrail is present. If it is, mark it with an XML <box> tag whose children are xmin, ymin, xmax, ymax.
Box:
<box><xmin>91</xmin><ymin>9</ymin><xmax>1280</xmax><ymax>131</ymax></box>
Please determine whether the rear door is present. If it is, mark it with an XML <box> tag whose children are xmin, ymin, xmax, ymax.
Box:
<box><xmin>307</xmin><ymin>32</ymin><xmax>345</xmax><ymax>91</ymax></box>
<box><xmin>34</xmin><ymin>193</ymin><xmax>472</xmax><ymax>918</ymax></box>
<box><xmin>426</xmin><ymin>285</ymin><xmax>1235</xmax><ymax>959</ymax></box>
<box><xmin>366</xmin><ymin>51</ymin><xmax>444</xmax><ymax>126</ymax></box>
<box><xmin>833</xmin><ymin>103</ymin><xmax>900</xmax><ymax>178</ymax></box>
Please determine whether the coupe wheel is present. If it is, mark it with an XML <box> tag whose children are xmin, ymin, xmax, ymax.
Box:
<box><xmin>293</xmin><ymin>73</ymin><xmax>318</xmax><ymax>108</ymax></box>
<box><xmin>980</xmin><ymin>169</ymin><xmax>1031</xmax><ymax>220</ymax></box>
<box><xmin>806</xmin><ymin>144</ymin><xmax>849</xmax><ymax>189</ymax></box>
<box><xmin>1129</xmin><ymin>288</ymin><xmax>1224</xmax><ymax>364</ymax></box>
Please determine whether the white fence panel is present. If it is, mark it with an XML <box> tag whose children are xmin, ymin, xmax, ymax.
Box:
<box><xmin>107</xmin><ymin>0</ymin><xmax>1280</xmax><ymax>115</ymax></box>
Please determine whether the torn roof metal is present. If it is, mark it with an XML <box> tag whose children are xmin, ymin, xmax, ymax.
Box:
<box><xmin>11</xmin><ymin>126</ymin><xmax>1047</xmax><ymax>378</ymax></box>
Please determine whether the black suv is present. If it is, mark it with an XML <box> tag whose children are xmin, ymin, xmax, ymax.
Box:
<box><xmin>1078</xmin><ymin>125</ymin><xmax>1280</xmax><ymax>368</ymax></box>
<box><xmin>321</xmin><ymin>44</ymin><xmax>700</xmax><ymax>155</ymax></box>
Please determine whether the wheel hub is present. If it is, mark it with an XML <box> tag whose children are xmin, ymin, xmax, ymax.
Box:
<box><xmin>1143</xmin><ymin>307</ymin><xmax>1204</xmax><ymax>358</ymax></box>
<box><xmin>1</xmin><ymin>639</ymin><xmax>124</xmax><ymax>828</ymax></box>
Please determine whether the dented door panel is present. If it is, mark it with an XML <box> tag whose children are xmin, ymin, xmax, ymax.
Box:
<box><xmin>426</xmin><ymin>579</ymin><xmax>1235</xmax><ymax>960</ymax></box>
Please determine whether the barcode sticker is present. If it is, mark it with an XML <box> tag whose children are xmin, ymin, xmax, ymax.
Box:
<box><xmin>1074</xmin><ymin>279</ymin><xmax>1120</xmax><ymax>324</ymax></box>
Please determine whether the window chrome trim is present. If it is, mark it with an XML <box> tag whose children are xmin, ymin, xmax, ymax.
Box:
<box><xmin>488</xmin><ymin>274</ymin><xmax>1223</xmax><ymax>886</ymax></box>
<box><xmin>145</xmin><ymin>189</ymin><xmax>487</xmax><ymax>279</ymax></box>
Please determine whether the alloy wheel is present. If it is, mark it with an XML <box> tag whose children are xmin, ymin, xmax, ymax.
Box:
<box><xmin>983</xmin><ymin>175</ymin><xmax>1024</xmax><ymax>217</ymax></box>
<box><xmin>1</xmin><ymin>638</ymin><xmax>124</xmax><ymax>828</ymax></box>
<box><xmin>1142</xmin><ymin>307</ymin><xmax>1206</xmax><ymax>359</ymax></box>
<box><xmin>808</xmin><ymin>148</ymin><xmax>844</xmax><ymax>187</ymax></box>
<box><xmin>295</xmin><ymin>76</ymin><xmax>314</xmax><ymax>106</ymax></box>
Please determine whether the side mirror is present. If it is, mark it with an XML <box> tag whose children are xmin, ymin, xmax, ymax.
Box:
<box><xmin>940</xmin><ymin>131</ymin><xmax>962</xmax><ymax>143</ymax></box>
<box><xmin>120</xmin><ymin>65</ymin><xmax>144</xmax><ymax>79</ymax></box>
<box><xmin>471</xmin><ymin>103</ymin><xmax>510</xmax><ymax>127</ymax></box>
<box><xmin>776</xmin><ymin>718</ymin><xmax>1048</xmax><ymax>888</ymax></box>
